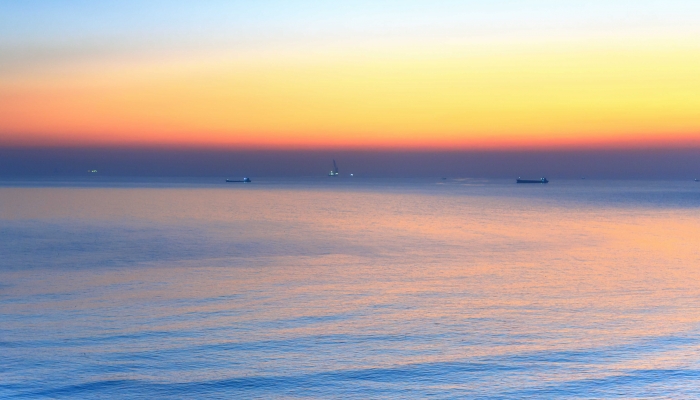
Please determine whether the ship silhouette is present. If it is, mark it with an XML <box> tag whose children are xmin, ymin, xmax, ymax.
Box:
<box><xmin>517</xmin><ymin>177</ymin><xmax>549</xmax><ymax>184</ymax></box>
<box><xmin>328</xmin><ymin>160</ymin><xmax>339</xmax><ymax>177</ymax></box>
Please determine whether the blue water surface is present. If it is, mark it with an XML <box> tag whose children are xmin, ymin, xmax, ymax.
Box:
<box><xmin>1</xmin><ymin>178</ymin><xmax>699</xmax><ymax>398</ymax></box>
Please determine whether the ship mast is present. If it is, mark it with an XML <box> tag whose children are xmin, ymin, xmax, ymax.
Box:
<box><xmin>329</xmin><ymin>159</ymin><xmax>339</xmax><ymax>176</ymax></box>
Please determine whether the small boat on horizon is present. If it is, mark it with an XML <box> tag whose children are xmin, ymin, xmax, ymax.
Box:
<box><xmin>517</xmin><ymin>177</ymin><xmax>549</xmax><ymax>184</ymax></box>
<box><xmin>226</xmin><ymin>177</ymin><xmax>251</xmax><ymax>183</ymax></box>
<box><xmin>328</xmin><ymin>159</ymin><xmax>339</xmax><ymax>177</ymax></box>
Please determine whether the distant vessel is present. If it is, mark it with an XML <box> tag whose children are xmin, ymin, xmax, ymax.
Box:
<box><xmin>517</xmin><ymin>177</ymin><xmax>549</xmax><ymax>184</ymax></box>
<box><xmin>328</xmin><ymin>160</ymin><xmax>339</xmax><ymax>177</ymax></box>
<box><xmin>226</xmin><ymin>177</ymin><xmax>251</xmax><ymax>183</ymax></box>
<box><xmin>695</xmin><ymin>178</ymin><xmax>699</xmax><ymax>182</ymax></box>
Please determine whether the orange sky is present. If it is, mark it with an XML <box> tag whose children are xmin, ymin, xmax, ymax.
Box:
<box><xmin>1</xmin><ymin>2</ymin><xmax>699</xmax><ymax>150</ymax></box>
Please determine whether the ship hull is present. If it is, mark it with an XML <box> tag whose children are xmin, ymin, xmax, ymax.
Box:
<box><xmin>517</xmin><ymin>179</ymin><xmax>548</xmax><ymax>184</ymax></box>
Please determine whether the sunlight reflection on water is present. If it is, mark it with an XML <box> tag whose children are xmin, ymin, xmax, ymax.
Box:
<box><xmin>1</xmin><ymin>179</ymin><xmax>699</xmax><ymax>398</ymax></box>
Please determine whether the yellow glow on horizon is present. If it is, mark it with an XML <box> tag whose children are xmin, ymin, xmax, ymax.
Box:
<box><xmin>1</xmin><ymin>42</ymin><xmax>699</xmax><ymax>149</ymax></box>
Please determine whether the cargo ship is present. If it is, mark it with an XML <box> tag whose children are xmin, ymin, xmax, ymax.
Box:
<box><xmin>517</xmin><ymin>177</ymin><xmax>549</xmax><ymax>184</ymax></box>
<box><xmin>226</xmin><ymin>177</ymin><xmax>251</xmax><ymax>183</ymax></box>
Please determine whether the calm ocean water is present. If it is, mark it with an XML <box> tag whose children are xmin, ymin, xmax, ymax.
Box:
<box><xmin>1</xmin><ymin>178</ymin><xmax>699</xmax><ymax>399</ymax></box>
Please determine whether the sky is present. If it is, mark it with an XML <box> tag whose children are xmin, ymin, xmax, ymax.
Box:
<box><xmin>1</xmin><ymin>147</ymin><xmax>698</xmax><ymax>179</ymax></box>
<box><xmin>1</xmin><ymin>0</ymin><xmax>699</xmax><ymax>152</ymax></box>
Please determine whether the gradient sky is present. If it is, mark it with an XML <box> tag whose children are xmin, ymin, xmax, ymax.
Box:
<box><xmin>1</xmin><ymin>1</ymin><xmax>699</xmax><ymax>150</ymax></box>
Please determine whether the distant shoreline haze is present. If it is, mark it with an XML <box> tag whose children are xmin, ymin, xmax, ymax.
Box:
<box><xmin>0</xmin><ymin>147</ymin><xmax>698</xmax><ymax>179</ymax></box>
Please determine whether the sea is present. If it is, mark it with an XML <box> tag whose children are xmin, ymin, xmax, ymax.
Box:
<box><xmin>1</xmin><ymin>177</ymin><xmax>699</xmax><ymax>399</ymax></box>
